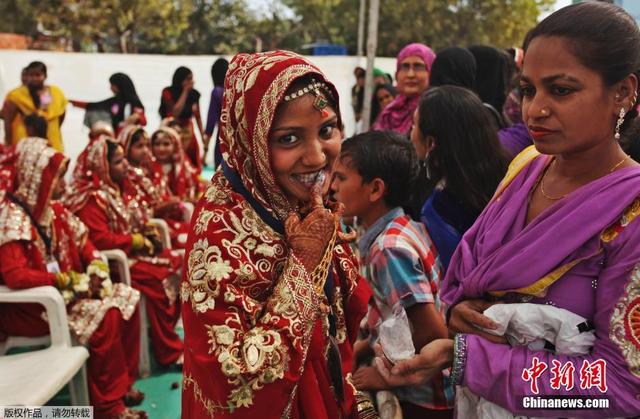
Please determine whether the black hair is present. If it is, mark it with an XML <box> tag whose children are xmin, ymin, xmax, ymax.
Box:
<box><xmin>417</xmin><ymin>85</ymin><xmax>509</xmax><ymax>212</ymax></box>
<box><xmin>171</xmin><ymin>66</ymin><xmax>193</xmax><ymax>94</ymax></box>
<box><xmin>24</xmin><ymin>114</ymin><xmax>47</xmax><ymax>138</ymax></box>
<box><xmin>340</xmin><ymin>130</ymin><xmax>418</xmax><ymax>209</ymax></box>
<box><xmin>468</xmin><ymin>45</ymin><xmax>513</xmax><ymax>125</ymax></box>
<box><xmin>106</xmin><ymin>138</ymin><xmax>120</xmax><ymax>163</ymax></box>
<box><xmin>129</xmin><ymin>128</ymin><xmax>146</xmax><ymax>147</ymax></box>
<box><xmin>160</xmin><ymin>66</ymin><xmax>200</xmax><ymax>119</ymax></box>
<box><xmin>211</xmin><ymin>58</ymin><xmax>229</xmax><ymax>87</ymax></box>
<box><xmin>430</xmin><ymin>46</ymin><xmax>477</xmax><ymax>91</ymax></box>
<box><xmin>109</xmin><ymin>73</ymin><xmax>144</xmax><ymax>109</ymax></box>
<box><xmin>166</xmin><ymin>119</ymin><xmax>181</xmax><ymax>129</ymax></box>
<box><xmin>26</xmin><ymin>61</ymin><xmax>47</xmax><ymax>75</ymax></box>
<box><xmin>370</xmin><ymin>84</ymin><xmax>397</xmax><ymax>126</ymax></box>
<box><xmin>25</xmin><ymin>61</ymin><xmax>47</xmax><ymax>108</ymax></box>
<box><xmin>523</xmin><ymin>1</ymin><xmax>640</xmax><ymax>132</ymax></box>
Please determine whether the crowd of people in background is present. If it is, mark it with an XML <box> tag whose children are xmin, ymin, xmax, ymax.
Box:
<box><xmin>2</xmin><ymin>2</ymin><xmax>640</xmax><ymax>418</ymax></box>
<box><xmin>0</xmin><ymin>58</ymin><xmax>227</xmax><ymax>419</ymax></box>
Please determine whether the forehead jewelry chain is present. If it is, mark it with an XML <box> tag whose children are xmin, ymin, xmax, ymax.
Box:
<box><xmin>540</xmin><ymin>155</ymin><xmax>630</xmax><ymax>201</ymax></box>
<box><xmin>284</xmin><ymin>79</ymin><xmax>331</xmax><ymax>118</ymax></box>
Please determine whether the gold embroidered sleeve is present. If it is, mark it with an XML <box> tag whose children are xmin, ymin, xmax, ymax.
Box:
<box><xmin>183</xmin><ymin>251</ymin><xmax>321</xmax><ymax>415</ymax></box>
<box><xmin>182</xmin><ymin>182</ymin><xmax>324</xmax><ymax>415</ymax></box>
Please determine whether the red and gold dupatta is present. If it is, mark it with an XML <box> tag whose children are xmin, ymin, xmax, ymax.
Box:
<box><xmin>180</xmin><ymin>51</ymin><xmax>370</xmax><ymax>418</ymax></box>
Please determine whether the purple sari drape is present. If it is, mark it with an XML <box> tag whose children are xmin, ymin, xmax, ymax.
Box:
<box><xmin>442</xmin><ymin>154</ymin><xmax>640</xmax><ymax>306</ymax></box>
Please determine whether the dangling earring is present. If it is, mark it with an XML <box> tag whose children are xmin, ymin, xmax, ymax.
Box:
<box><xmin>421</xmin><ymin>154</ymin><xmax>431</xmax><ymax>180</ymax></box>
<box><xmin>615</xmin><ymin>107</ymin><xmax>626</xmax><ymax>140</ymax></box>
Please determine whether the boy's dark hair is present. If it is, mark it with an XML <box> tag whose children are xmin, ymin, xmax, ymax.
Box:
<box><xmin>24</xmin><ymin>114</ymin><xmax>47</xmax><ymax>138</ymax></box>
<box><xmin>340</xmin><ymin>130</ymin><xmax>418</xmax><ymax>209</ymax></box>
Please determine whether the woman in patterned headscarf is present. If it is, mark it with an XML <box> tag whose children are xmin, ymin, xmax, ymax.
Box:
<box><xmin>150</xmin><ymin>125</ymin><xmax>202</xmax><ymax>204</ymax></box>
<box><xmin>180</xmin><ymin>51</ymin><xmax>372</xmax><ymax>418</ymax></box>
<box><xmin>0</xmin><ymin>138</ymin><xmax>144</xmax><ymax>419</ymax></box>
<box><xmin>118</xmin><ymin>125</ymin><xmax>192</xmax><ymax>249</ymax></box>
<box><xmin>65</xmin><ymin>136</ymin><xmax>184</xmax><ymax>368</ymax></box>
<box><xmin>373</xmin><ymin>43</ymin><xmax>436</xmax><ymax>134</ymax></box>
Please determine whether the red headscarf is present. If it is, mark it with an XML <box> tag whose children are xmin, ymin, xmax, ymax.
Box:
<box><xmin>0</xmin><ymin>138</ymin><xmax>67</xmax><ymax>250</ymax></box>
<box><xmin>0</xmin><ymin>144</ymin><xmax>17</xmax><ymax>201</ymax></box>
<box><xmin>181</xmin><ymin>51</ymin><xmax>369</xmax><ymax>418</ymax></box>
<box><xmin>218</xmin><ymin>51</ymin><xmax>342</xmax><ymax>221</ymax></box>
<box><xmin>150</xmin><ymin>126</ymin><xmax>200</xmax><ymax>201</ymax></box>
<box><xmin>64</xmin><ymin>137</ymin><xmax>131</xmax><ymax>233</ymax></box>
<box><xmin>13</xmin><ymin>138</ymin><xmax>68</xmax><ymax>223</ymax></box>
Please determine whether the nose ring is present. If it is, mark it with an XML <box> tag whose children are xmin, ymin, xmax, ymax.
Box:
<box><xmin>540</xmin><ymin>108</ymin><xmax>550</xmax><ymax>116</ymax></box>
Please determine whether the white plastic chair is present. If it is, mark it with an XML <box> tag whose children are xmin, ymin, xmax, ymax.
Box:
<box><xmin>101</xmin><ymin>249</ymin><xmax>151</xmax><ymax>377</ymax></box>
<box><xmin>182</xmin><ymin>202</ymin><xmax>194</xmax><ymax>223</ymax></box>
<box><xmin>0</xmin><ymin>285</ymin><xmax>90</xmax><ymax>406</ymax></box>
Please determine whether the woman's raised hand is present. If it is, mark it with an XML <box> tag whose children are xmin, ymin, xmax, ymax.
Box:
<box><xmin>448</xmin><ymin>299</ymin><xmax>507</xmax><ymax>344</ymax></box>
<box><xmin>285</xmin><ymin>192</ymin><xmax>338</xmax><ymax>272</ymax></box>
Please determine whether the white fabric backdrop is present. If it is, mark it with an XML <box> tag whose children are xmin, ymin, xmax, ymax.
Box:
<box><xmin>0</xmin><ymin>50</ymin><xmax>396</xmax><ymax>173</ymax></box>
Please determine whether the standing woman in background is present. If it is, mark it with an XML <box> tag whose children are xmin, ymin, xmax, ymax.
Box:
<box><xmin>373</xmin><ymin>43</ymin><xmax>436</xmax><ymax>135</ymax></box>
<box><xmin>70</xmin><ymin>73</ymin><xmax>146</xmax><ymax>136</ymax></box>
<box><xmin>3</xmin><ymin>61</ymin><xmax>68</xmax><ymax>151</ymax></box>
<box><xmin>411</xmin><ymin>86</ymin><xmax>509</xmax><ymax>271</ymax></box>
<box><xmin>159</xmin><ymin>66</ymin><xmax>205</xmax><ymax>172</ymax></box>
<box><xmin>205</xmin><ymin>58</ymin><xmax>228</xmax><ymax>167</ymax></box>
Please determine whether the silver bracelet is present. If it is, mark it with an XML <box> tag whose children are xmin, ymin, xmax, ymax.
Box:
<box><xmin>450</xmin><ymin>334</ymin><xmax>468</xmax><ymax>385</ymax></box>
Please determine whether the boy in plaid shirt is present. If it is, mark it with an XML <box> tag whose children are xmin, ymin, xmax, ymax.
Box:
<box><xmin>331</xmin><ymin>131</ymin><xmax>454</xmax><ymax>418</ymax></box>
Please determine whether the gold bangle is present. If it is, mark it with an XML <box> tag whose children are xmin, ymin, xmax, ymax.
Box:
<box><xmin>132</xmin><ymin>233</ymin><xmax>145</xmax><ymax>250</ymax></box>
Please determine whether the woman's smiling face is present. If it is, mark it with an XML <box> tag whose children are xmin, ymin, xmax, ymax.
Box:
<box><xmin>269</xmin><ymin>93</ymin><xmax>342</xmax><ymax>208</ymax></box>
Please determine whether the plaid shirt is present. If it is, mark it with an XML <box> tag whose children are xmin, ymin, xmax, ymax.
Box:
<box><xmin>358</xmin><ymin>207</ymin><xmax>454</xmax><ymax>410</ymax></box>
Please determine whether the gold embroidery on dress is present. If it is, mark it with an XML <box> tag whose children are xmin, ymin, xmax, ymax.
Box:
<box><xmin>204</xmin><ymin>176</ymin><xmax>231</xmax><ymax>205</ymax></box>
<box><xmin>206</xmin><ymin>311</ymin><xmax>290</xmax><ymax>410</ymax></box>
<box><xmin>183</xmin><ymin>374</ymin><xmax>230</xmax><ymax>417</ymax></box>
<box><xmin>194</xmin><ymin>209</ymin><xmax>217</xmax><ymax>235</ymax></box>
<box><xmin>335</xmin><ymin>244</ymin><xmax>360</xmax><ymax>296</ymax></box>
<box><xmin>332</xmin><ymin>286</ymin><xmax>347</xmax><ymax>344</ymax></box>
<box><xmin>68</xmin><ymin>283</ymin><xmax>140</xmax><ymax>344</ymax></box>
<box><xmin>610</xmin><ymin>265</ymin><xmax>640</xmax><ymax>377</ymax></box>
<box><xmin>602</xmin><ymin>198</ymin><xmax>640</xmax><ymax>243</ymax></box>
<box><xmin>184</xmin><ymin>238</ymin><xmax>230</xmax><ymax>313</ymax></box>
<box><xmin>184</xmin><ymin>174</ymin><xmax>289</xmax><ymax>313</ymax></box>
<box><xmin>0</xmin><ymin>202</ymin><xmax>33</xmax><ymax>248</ymax></box>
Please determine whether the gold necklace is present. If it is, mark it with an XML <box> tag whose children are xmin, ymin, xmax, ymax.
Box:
<box><xmin>540</xmin><ymin>154</ymin><xmax>630</xmax><ymax>201</ymax></box>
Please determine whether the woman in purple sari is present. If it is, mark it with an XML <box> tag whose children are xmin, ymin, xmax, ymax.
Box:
<box><xmin>375</xmin><ymin>3</ymin><xmax>640</xmax><ymax>417</ymax></box>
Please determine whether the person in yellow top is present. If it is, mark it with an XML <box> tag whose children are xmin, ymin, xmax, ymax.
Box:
<box><xmin>3</xmin><ymin>61</ymin><xmax>68</xmax><ymax>151</ymax></box>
